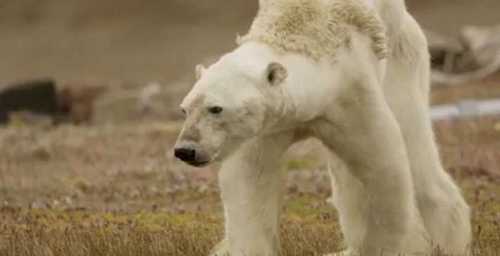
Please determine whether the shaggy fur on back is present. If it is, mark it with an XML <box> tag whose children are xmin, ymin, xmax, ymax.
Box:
<box><xmin>239</xmin><ymin>0</ymin><xmax>387</xmax><ymax>60</ymax></box>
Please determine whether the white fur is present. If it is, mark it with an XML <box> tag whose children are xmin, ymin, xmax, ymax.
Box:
<box><xmin>177</xmin><ymin>0</ymin><xmax>471</xmax><ymax>255</ymax></box>
<box><xmin>364</xmin><ymin>0</ymin><xmax>376</xmax><ymax>9</ymax></box>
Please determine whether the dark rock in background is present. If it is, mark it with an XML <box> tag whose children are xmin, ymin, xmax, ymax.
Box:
<box><xmin>0</xmin><ymin>79</ymin><xmax>59</xmax><ymax>124</ymax></box>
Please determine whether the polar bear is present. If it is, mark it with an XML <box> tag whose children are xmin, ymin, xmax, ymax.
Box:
<box><xmin>174</xmin><ymin>0</ymin><xmax>471</xmax><ymax>255</ymax></box>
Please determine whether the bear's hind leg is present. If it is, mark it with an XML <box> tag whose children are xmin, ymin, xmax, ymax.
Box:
<box><xmin>380</xmin><ymin>15</ymin><xmax>472</xmax><ymax>252</ymax></box>
<box><xmin>314</xmin><ymin>85</ymin><xmax>430</xmax><ymax>255</ymax></box>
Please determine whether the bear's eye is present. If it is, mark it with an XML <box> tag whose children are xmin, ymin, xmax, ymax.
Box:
<box><xmin>180</xmin><ymin>108</ymin><xmax>187</xmax><ymax>116</ymax></box>
<box><xmin>208</xmin><ymin>106</ymin><xmax>223</xmax><ymax>114</ymax></box>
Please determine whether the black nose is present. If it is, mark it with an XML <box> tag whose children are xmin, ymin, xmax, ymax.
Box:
<box><xmin>174</xmin><ymin>147</ymin><xmax>196</xmax><ymax>162</ymax></box>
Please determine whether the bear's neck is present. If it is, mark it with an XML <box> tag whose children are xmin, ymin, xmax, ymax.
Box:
<box><xmin>233</xmin><ymin>42</ymin><xmax>341</xmax><ymax>131</ymax></box>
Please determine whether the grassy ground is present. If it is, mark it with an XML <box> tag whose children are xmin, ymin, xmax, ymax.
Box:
<box><xmin>0</xmin><ymin>114</ymin><xmax>499</xmax><ymax>255</ymax></box>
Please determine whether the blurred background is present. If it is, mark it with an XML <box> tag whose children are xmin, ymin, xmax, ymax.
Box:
<box><xmin>1</xmin><ymin>0</ymin><xmax>500</xmax><ymax>123</ymax></box>
<box><xmin>0</xmin><ymin>0</ymin><xmax>498</xmax><ymax>82</ymax></box>
<box><xmin>0</xmin><ymin>1</ymin><xmax>499</xmax><ymax>255</ymax></box>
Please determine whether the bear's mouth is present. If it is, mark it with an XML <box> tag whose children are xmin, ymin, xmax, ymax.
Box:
<box><xmin>186</xmin><ymin>160</ymin><xmax>210</xmax><ymax>168</ymax></box>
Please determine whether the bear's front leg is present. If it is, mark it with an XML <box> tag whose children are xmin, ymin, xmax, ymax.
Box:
<box><xmin>214</xmin><ymin>133</ymin><xmax>295</xmax><ymax>256</ymax></box>
<box><xmin>316</xmin><ymin>85</ymin><xmax>429</xmax><ymax>255</ymax></box>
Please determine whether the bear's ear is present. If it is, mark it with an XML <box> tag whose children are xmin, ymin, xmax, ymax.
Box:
<box><xmin>195</xmin><ymin>64</ymin><xmax>206</xmax><ymax>80</ymax></box>
<box><xmin>266</xmin><ymin>62</ymin><xmax>287</xmax><ymax>86</ymax></box>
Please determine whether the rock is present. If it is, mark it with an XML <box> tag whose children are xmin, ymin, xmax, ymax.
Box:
<box><xmin>0</xmin><ymin>78</ymin><xmax>59</xmax><ymax>124</ymax></box>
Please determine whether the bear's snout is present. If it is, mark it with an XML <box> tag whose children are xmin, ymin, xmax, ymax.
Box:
<box><xmin>174</xmin><ymin>143</ymin><xmax>210</xmax><ymax>167</ymax></box>
<box><xmin>174</xmin><ymin>147</ymin><xmax>196</xmax><ymax>162</ymax></box>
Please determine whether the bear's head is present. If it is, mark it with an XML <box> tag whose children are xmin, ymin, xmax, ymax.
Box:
<box><xmin>174</xmin><ymin>53</ymin><xmax>289</xmax><ymax>167</ymax></box>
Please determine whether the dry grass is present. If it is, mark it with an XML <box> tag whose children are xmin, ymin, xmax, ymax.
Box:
<box><xmin>0</xmin><ymin>208</ymin><xmax>344</xmax><ymax>256</ymax></box>
<box><xmin>0</xmin><ymin>171</ymin><xmax>498</xmax><ymax>256</ymax></box>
